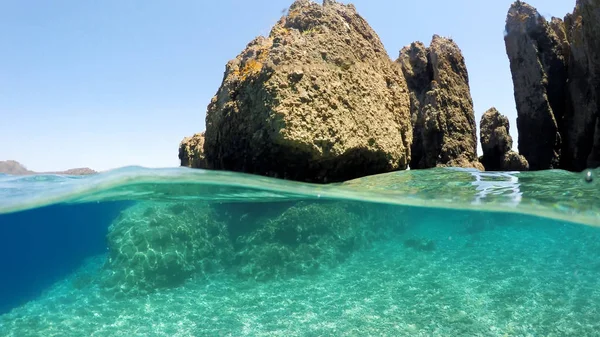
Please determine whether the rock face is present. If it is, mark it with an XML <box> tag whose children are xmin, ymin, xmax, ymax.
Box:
<box><xmin>179</xmin><ymin>133</ymin><xmax>207</xmax><ymax>169</ymax></box>
<box><xmin>504</xmin><ymin>1</ymin><xmax>567</xmax><ymax>170</ymax></box>
<box><xmin>564</xmin><ymin>0</ymin><xmax>600</xmax><ymax>170</ymax></box>
<box><xmin>187</xmin><ymin>0</ymin><xmax>412</xmax><ymax>183</ymax></box>
<box><xmin>398</xmin><ymin>35</ymin><xmax>483</xmax><ymax>170</ymax></box>
<box><xmin>479</xmin><ymin>107</ymin><xmax>529</xmax><ymax>171</ymax></box>
<box><xmin>504</xmin><ymin>0</ymin><xmax>600</xmax><ymax>171</ymax></box>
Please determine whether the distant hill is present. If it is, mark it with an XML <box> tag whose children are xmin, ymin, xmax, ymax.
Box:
<box><xmin>0</xmin><ymin>160</ymin><xmax>97</xmax><ymax>175</ymax></box>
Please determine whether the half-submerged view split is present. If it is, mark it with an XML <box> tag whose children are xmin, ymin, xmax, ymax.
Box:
<box><xmin>2</xmin><ymin>0</ymin><xmax>600</xmax><ymax>336</ymax></box>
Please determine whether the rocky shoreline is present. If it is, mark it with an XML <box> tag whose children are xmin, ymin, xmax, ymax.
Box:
<box><xmin>180</xmin><ymin>0</ymin><xmax>599</xmax><ymax>182</ymax></box>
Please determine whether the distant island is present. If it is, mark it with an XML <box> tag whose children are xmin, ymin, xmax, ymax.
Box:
<box><xmin>0</xmin><ymin>160</ymin><xmax>96</xmax><ymax>176</ymax></box>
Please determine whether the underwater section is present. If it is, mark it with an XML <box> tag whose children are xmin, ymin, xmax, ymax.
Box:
<box><xmin>0</xmin><ymin>201</ymin><xmax>129</xmax><ymax>315</ymax></box>
<box><xmin>0</xmin><ymin>167</ymin><xmax>599</xmax><ymax>335</ymax></box>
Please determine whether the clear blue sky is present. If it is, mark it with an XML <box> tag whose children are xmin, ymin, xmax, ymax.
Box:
<box><xmin>0</xmin><ymin>0</ymin><xmax>574</xmax><ymax>172</ymax></box>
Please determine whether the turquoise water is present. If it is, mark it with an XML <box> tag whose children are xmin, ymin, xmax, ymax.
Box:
<box><xmin>0</xmin><ymin>167</ymin><xmax>599</xmax><ymax>336</ymax></box>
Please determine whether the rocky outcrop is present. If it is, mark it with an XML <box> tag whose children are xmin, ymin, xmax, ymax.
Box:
<box><xmin>398</xmin><ymin>35</ymin><xmax>483</xmax><ymax>170</ymax></box>
<box><xmin>179</xmin><ymin>133</ymin><xmax>207</xmax><ymax>169</ymax></box>
<box><xmin>504</xmin><ymin>1</ymin><xmax>567</xmax><ymax>170</ymax></box>
<box><xmin>563</xmin><ymin>1</ymin><xmax>600</xmax><ymax>170</ymax></box>
<box><xmin>504</xmin><ymin>0</ymin><xmax>600</xmax><ymax>171</ymax></box>
<box><xmin>193</xmin><ymin>0</ymin><xmax>412</xmax><ymax>183</ymax></box>
<box><xmin>479</xmin><ymin>107</ymin><xmax>529</xmax><ymax>171</ymax></box>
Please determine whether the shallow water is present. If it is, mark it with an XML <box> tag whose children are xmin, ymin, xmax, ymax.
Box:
<box><xmin>0</xmin><ymin>167</ymin><xmax>598</xmax><ymax>336</ymax></box>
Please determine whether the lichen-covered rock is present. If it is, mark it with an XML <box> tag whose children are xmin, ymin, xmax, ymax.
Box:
<box><xmin>195</xmin><ymin>0</ymin><xmax>412</xmax><ymax>183</ymax></box>
<box><xmin>102</xmin><ymin>202</ymin><xmax>233</xmax><ymax>295</ymax></box>
<box><xmin>504</xmin><ymin>1</ymin><xmax>568</xmax><ymax>170</ymax></box>
<box><xmin>479</xmin><ymin>107</ymin><xmax>529</xmax><ymax>171</ymax></box>
<box><xmin>398</xmin><ymin>35</ymin><xmax>483</xmax><ymax>170</ymax></box>
<box><xmin>179</xmin><ymin>132</ymin><xmax>206</xmax><ymax>168</ymax></box>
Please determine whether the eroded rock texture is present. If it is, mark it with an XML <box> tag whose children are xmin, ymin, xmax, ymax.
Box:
<box><xmin>564</xmin><ymin>0</ymin><xmax>600</xmax><ymax>170</ymax></box>
<box><xmin>398</xmin><ymin>35</ymin><xmax>483</xmax><ymax>170</ymax></box>
<box><xmin>191</xmin><ymin>0</ymin><xmax>412</xmax><ymax>183</ymax></box>
<box><xmin>504</xmin><ymin>0</ymin><xmax>600</xmax><ymax>171</ymax></box>
<box><xmin>479</xmin><ymin>107</ymin><xmax>529</xmax><ymax>171</ymax></box>
<box><xmin>504</xmin><ymin>1</ymin><xmax>567</xmax><ymax>170</ymax></box>
<box><xmin>179</xmin><ymin>132</ymin><xmax>207</xmax><ymax>169</ymax></box>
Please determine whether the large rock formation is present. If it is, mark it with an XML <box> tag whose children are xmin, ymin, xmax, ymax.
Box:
<box><xmin>504</xmin><ymin>1</ymin><xmax>567</xmax><ymax>170</ymax></box>
<box><xmin>193</xmin><ymin>0</ymin><xmax>412</xmax><ymax>183</ymax></box>
<box><xmin>504</xmin><ymin>0</ymin><xmax>600</xmax><ymax>171</ymax></box>
<box><xmin>479</xmin><ymin>107</ymin><xmax>529</xmax><ymax>171</ymax></box>
<box><xmin>563</xmin><ymin>1</ymin><xmax>600</xmax><ymax>170</ymax></box>
<box><xmin>101</xmin><ymin>200</ymin><xmax>394</xmax><ymax>293</ymax></box>
<box><xmin>398</xmin><ymin>35</ymin><xmax>483</xmax><ymax>170</ymax></box>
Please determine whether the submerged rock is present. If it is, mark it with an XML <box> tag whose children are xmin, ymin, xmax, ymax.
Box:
<box><xmin>230</xmin><ymin>201</ymin><xmax>375</xmax><ymax>281</ymax></box>
<box><xmin>504</xmin><ymin>1</ymin><xmax>567</xmax><ymax>170</ymax></box>
<box><xmin>179</xmin><ymin>132</ymin><xmax>207</xmax><ymax>169</ymax></box>
<box><xmin>102</xmin><ymin>199</ymin><xmax>398</xmax><ymax>292</ymax></box>
<box><xmin>398</xmin><ymin>35</ymin><xmax>483</xmax><ymax>170</ymax></box>
<box><xmin>183</xmin><ymin>0</ymin><xmax>412</xmax><ymax>183</ymax></box>
<box><xmin>479</xmin><ymin>107</ymin><xmax>529</xmax><ymax>171</ymax></box>
<box><xmin>102</xmin><ymin>202</ymin><xmax>233</xmax><ymax>295</ymax></box>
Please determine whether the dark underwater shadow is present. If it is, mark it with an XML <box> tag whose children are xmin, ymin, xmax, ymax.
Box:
<box><xmin>0</xmin><ymin>201</ymin><xmax>132</xmax><ymax>315</ymax></box>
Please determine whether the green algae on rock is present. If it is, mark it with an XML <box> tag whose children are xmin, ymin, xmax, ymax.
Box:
<box><xmin>185</xmin><ymin>0</ymin><xmax>412</xmax><ymax>183</ymax></box>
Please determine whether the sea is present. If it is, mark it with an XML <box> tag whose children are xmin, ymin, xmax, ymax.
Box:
<box><xmin>0</xmin><ymin>166</ymin><xmax>599</xmax><ymax>336</ymax></box>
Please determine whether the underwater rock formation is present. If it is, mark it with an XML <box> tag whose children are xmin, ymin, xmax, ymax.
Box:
<box><xmin>179</xmin><ymin>132</ymin><xmax>207</xmax><ymax>169</ymax></box>
<box><xmin>102</xmin><ymin>200</ymin><xmax>398</xmax><ymax>293</ymax></box>
<box><xmin>504</xmin><ymin>0</ymin><xmax>600</xmax><ymax>171</ymax></box>
<box><xmin>398</xmin><ymin>35</ymin><xmax>483</xmax><ymax>170</ymax></box>
<box><xmin>230</xmin><ymin>201</ymin><xmax>375</xmax><ymax>281</ymax></box>
<box><xmin>479</xmin><ymin>107</ymin><xmax>529</xmax><ymax>171</ymax></box>
<box><xmin>183</xmin><ymin>0</ymin><xmax>412</xmax><ymax>183</ymax></box>
<box><xmin>102</xmin><ymin>202</ymin><xmax>233</xmax><ymax>295</ymax></box>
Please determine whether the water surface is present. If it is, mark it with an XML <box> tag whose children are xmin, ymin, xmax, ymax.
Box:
<box><xmin>0</xmin><ymin>167</ymin><xmax>598</xmax><ymax>336</ymax></box>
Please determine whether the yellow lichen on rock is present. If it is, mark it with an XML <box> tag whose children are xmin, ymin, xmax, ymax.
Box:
<box><xmin>198</xmin><ymin>0</ymin><xmax>412</xmax><ymax>183</ymax></box>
